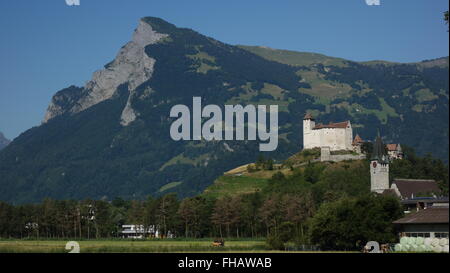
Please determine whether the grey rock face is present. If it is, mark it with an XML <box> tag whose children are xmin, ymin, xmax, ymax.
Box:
<box><xmin>43</xmin><ymin>86</ymin><xmax>83</xmax><ymax>123</ymax></box>
<box><xmin>43</xmin><ymin>19</ymin><xmax>168</xmax><ymax>125</ymax></box>
<box><xmin>120</xmin><ymin>93</ymin><xmax>138</xmax><ymax>126</ymax></box>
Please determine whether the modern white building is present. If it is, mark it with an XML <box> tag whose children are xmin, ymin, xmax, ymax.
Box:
<box><xmin>120</xmin><ymin>224</ymin><xmax>175</xmax><ymax>239</ymax></box>
<box><xmin>303</xmin><ymin>113</ymin><xmax>353</xmax><ymax>151</ymax></box>
<box><xmin>121</xmin><ymin>224</ymin><xmax>157</xmax><ymax>239</ymax></box>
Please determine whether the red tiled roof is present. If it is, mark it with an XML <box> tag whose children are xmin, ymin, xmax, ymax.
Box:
<box><xmin>313</xmin><ymin>121</ymin><xmax>349</xmax><ymax>129</ymax></box>
<box><xmin>352</xmin><ymin>134</ymin><xmax>364</xmax><ymax>145</ymax></box>
<box><xmin>393</xmin><ymin>207</ymin><xmax>449</xmax><ymax>225</ymax></box>
<box><xmin>393</xmin><ymin>179</ymin><xmax>441</xmax><ymax>199</ymax></box>
<box><xmin>386</xmin><ymin>144</ymin><xmax>398</xmax><ymax>151</ymax></box>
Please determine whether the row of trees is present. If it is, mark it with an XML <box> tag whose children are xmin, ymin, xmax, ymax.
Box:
<box><xmin>247</xmin><ymin>155</ymin><xmax>275</xmax><ymax>172</ymax></box>
<box><xmin>0</xmin><ymin>190</ymin><xmax>403</xmax><ymax>251</ymax></box>
<box><xmin>0</xmin><ymin>190</ymin><xmax>314</xmax><ymax>241</ymax></box>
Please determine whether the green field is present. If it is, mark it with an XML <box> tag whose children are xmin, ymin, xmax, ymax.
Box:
<box><xmin>0</xmin><ymin>239</ymin><xmax>268</xmax><ymax>253</ymax></box>
<box><xmin>0</xmin><ymin>239</ymin><xmax>356</xmax><ymax>253</ymax></box>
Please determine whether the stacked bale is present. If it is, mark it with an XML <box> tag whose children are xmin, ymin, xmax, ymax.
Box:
<box><xmin>394</xmin><ymin>237</ymin><xmax>449</xmax><ymax>253</ymax></box>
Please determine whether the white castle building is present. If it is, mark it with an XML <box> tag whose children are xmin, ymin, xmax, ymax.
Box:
<box><xmin>303</xmin><ymin>113</ymin><xmax>353</xmax><ymax>151</ymax></box>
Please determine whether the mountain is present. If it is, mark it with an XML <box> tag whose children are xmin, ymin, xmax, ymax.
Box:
<box><xmin>0</xmin><ymin>17</ymin><xmax>448</xmax><ymax>204</ymax></box>
<box><xmin>0</xmin><ymin>132</ymin><xmax>10</xmax><ymax>150</ymax></box>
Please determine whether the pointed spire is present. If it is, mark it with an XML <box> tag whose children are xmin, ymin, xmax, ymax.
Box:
<box><xmin>372</xmin><ymin>133</ymin><xmax>388</xmax><ymax>163</ymax></box>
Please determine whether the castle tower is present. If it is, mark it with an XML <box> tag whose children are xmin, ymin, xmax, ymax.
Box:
<box><xmin>370</xmin><ymin>134</ymin><xmax>389</xmax><ymax>193</ymax></box>
<box><xmin>303</xmin><ymin>113</ymin><xmax>315</xmax><ymax>149</ymax></box>
<box><xmin>352</xmin><ymin>134</ymin><xmax>364</xmax><ymax>154</ymax></box>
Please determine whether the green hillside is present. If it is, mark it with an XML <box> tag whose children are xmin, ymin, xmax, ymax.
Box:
<box><xmin>202</xmin><ymin>147</ymin><xmax>449</xmax><ymax>201</ymax></box>
<box><xmin>237</xmin><ymin>45</ymin><xmax>348</xmax><ymax>67</ymax></box>
<box><xmin>203</xmin><ymin>175</ymin><xmax>269</xmax><ymax>199</ymax></box>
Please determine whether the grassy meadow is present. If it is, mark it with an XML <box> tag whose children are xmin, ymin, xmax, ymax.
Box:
<box><xmin>0</xmin><ymin>239</ymin><xmax>268</xmax><ymax>253</ymax></box>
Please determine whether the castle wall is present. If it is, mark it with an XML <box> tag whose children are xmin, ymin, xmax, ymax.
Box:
<box><xmin>303</xmin><ymin>119</ymin><xmax>319</xmax><ymax>149</ymax></box>
<box><xmin>320</xmin><ymin>147</ymin><xmax>365</xmax><ymax>162</ymax></box>
<box><xmin>345</xmin><ymin>124</ymin><xmax>353</xmax><ymax>150</ymax></box>
<box><xmin>303</xmin><ymin>123</ymin><xmax>353</xmax><ymax>151</ymax></box>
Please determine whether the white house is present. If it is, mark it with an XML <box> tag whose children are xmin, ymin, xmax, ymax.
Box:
<box><xmin>303</xmin><ymin>113</ymin><xmax>353</xmax><ymax>151</ymax></box>
<box><xmin>120</xmin><ymin>224</ymin><xmax>174</xmax><ymax>239</ymax></box>
<box><xmin>387</xmin><ymin>143</ymin><xmax>403</xmax><ymax>160</ymax></box>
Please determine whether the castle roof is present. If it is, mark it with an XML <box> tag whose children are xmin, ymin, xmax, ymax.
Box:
<box><xmin>303</xmin><ymin>113</ymin><xmax>314</xmax><ymax>120</ymax></box>
<box><xmin>352</xmin><ymin>134</ymin><xmax>364</xmax><ymax>145</ymax></box>
<box><xmin>313</xmin><ymin>121</ymin><xmax>349</xmax><ymax>130</ymax></box>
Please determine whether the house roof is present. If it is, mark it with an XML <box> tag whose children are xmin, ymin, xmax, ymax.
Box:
<box><xmin>386</xmin><ymin>144</ymin><xmax>398</xmax><ymax>151</ymax></box>
<box><xmin>352</xmin><ymin>134</ymin><xmax>364</xmax><ymax>145</ymax></box>
<box><xmin>303</xmin><ymin>113</ymin><xmax>314</xmax><ymax>120</ymax></box>
<box><xmin>393</xmin><ymin>207</ymin><xmax>449</xmax><ymax>225</ymax></box>
<box><xmin>393</xmin><ymin>179</ymin><xmax>441</xmax><ymax>199</ymax></box>
<box><xmin>313</xmin><ymin>121</ymin><xmax>349</xmax><ymax>129</ymax></box>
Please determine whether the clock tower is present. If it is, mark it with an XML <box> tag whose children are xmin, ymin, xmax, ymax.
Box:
<box><xmin>370</xmin><ymin>134</ymin><xmax>389</xmax><ymax>193</ymax></box>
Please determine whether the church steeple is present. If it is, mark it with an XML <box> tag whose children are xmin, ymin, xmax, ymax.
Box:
<box><xmin>372</xmin><ymin>133</ymin><xmax>388</xmax><ymax>163</ymax></box>
<box><xmin>370</xmin><ymin>132</ymin><xmax>390</xmax><ymax>194</ymax></box>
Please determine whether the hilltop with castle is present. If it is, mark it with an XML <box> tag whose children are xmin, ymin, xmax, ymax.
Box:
<box><xmin>301</xmin><ymin>113</ymin><xmax>447</xmax><ymax>244</ymax></box>
<box><xmin>301</xmin><ymin>113</ymin><xmax>440</xmax><ymax>196</ymax></box>
<box><xmin>302</xmin><ymin>112</ymin><xmax>403</xmax><ymax>158</ymax></box>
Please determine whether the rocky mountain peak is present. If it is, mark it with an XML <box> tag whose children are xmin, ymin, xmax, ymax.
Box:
<box><xmin>43</xmin><ymin>19</ymin><xmax>168</xmax><ymax>125</ymax></box>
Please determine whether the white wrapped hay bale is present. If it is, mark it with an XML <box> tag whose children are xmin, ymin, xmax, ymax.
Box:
<box><xmin>400</xmin><ymin>237</ymin><xmax>409</xmax><ymax>245</ymax></box>
<box><xmin>394</xmin><ymin>243</ymin><xmax>403</xmax><ymax>252</ymax></box>
<box><xmin>433</xmin><ymin>245</ymin><xmax>442</xmax><ymax>253</ymax></box>
<box><xmin>439</xmin><ymin>238</ymin><xmax>448</xmax><ymax>246</ymax></box>
<box><xmin>416</xmin><ymin>237</ymin><xmax>424</xmax><ymax>245</ymax></box>
<box><xmin>425</xmin><ymin>245</ymin><xmax>433</xmax><ymax>252</ymax></box>
<box><xmin>431</xmin><ymin>238</ymin><xmax>440</xmax><ymax>247</ymax></box>
<box><xmin>402</xmin><ymin>244</ymin><xmax>411</xmax><ymax>252</ymax></box>
<box><xmin>417</xmin><ymin>245</ymin><xmax>427</xmax><ymax>252</ymax></box>
<box><xmin>443</xmin><ymin>245</ymin><xmax>449</xmax><ymax>253</ymax></box>
<box><xmin>408</xmin><ymin>237</ymin><xmax>416</xmax><ymax>245</ymax></box>
<box><xmin>424</xmin><ymin>238</ymin><xmax>432</xmax><ymax>246</ymax></box>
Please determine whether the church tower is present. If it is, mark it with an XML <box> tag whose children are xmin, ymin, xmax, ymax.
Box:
<box><xmin>303</xmin><ymin>113</ymin><xmax>315</xmax><ymax>149</ymax></box>
<box><xmin>370</xmin><ymin>134</ymin><xmax>389</xmax><ymax>193</ymax></box>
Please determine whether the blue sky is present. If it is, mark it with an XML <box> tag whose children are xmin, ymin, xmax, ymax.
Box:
<box><xmin>0</xmin><ymin>0</ymin><xmax>448</xmax><ymax>139</ymax></box>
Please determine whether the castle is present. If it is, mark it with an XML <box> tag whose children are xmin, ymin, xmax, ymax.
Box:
<box><xmin>303</xmin><ymin>113</ymin><xmax>354</xmax><ymax>151</ymax></box>
<box><xmin>302</xmin><ymin>112</ymin><xmax>409</xmax><ymax>194</ymax></box>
